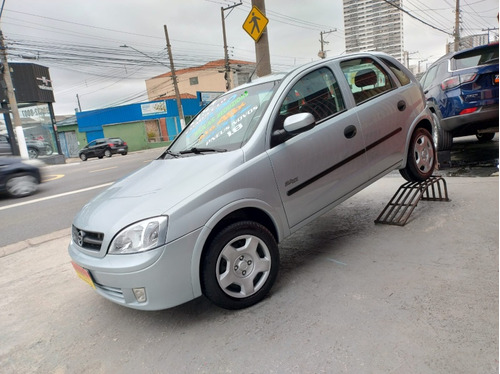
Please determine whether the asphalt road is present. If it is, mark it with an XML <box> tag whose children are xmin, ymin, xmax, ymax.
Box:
<box><xmin>0</xmin><ymin>148</ymin><xmax>164</xmax><ymax>247</ymax></box>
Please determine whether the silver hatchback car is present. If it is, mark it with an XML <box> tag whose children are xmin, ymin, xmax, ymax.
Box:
<box><xmin>69</xmin><ymin>52</ymin><xmax>436</xmax><ymax>310</ymax></box>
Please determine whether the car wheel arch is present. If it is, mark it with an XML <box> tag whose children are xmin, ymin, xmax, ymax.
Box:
<box><xmin>401</xmin><ymin>117</ymin><xmax>433</xmax><ymax>169</ymax></box>
<box><xmin>188</xmin><ymin>202</ymin><xmax>284</xmax><ymax>298</ymax></box>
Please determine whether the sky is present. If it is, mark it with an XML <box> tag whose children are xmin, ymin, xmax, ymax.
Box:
<box><xmin>1</xmin><ymin>0</ymin><xmax>498</xmax><ymax>116</ymax></box>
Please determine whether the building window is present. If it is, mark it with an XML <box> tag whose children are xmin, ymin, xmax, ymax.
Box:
<box><xmin>190</xmin><ymin>77</ymin><xmax>199</xmax><ymax>85</ymax></box>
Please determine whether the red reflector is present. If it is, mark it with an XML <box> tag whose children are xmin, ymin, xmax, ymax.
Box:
<box><xmin>459</xmin><ymin>107</ymin><xmax>478</xmax><ymax>115</ymax></box>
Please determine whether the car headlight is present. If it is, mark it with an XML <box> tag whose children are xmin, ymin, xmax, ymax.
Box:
<box><xmin>109</xmin><ymin>216</ymin><xmax>168</xmax><ymax>254</ymax></box>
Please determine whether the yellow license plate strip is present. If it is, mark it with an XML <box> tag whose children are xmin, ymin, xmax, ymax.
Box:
<box><xmin>71</xmin><ymin>261</ymin><xmax>96</xmax><ymax>289</ymax></box>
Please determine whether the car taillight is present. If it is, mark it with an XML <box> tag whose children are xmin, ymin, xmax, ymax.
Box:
<box><xmin>441</xmin><ymin>73</ymin><xmax>477</xmax><ymax>90</ymax></box>
<box><xmin>108</xmin><ymin>143</ymin><xmax>114</xmax><ymax>147</ymax></box>
<box><xmin>123</xmin><ymin>142</ymin><xmax>127</xmax><ymax>145</ymax></box>
<box><xmin>459</xmin><ymin>107</ymin><xmax>478</xmax><ymax>115</ymax></box>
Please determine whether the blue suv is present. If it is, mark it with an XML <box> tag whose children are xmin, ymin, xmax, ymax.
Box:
<box><xmin>420</xmin><ymin>43</ymin><xmax>498</xmax><ymax>151</ymax></box>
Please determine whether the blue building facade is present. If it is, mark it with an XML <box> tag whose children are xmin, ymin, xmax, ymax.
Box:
<box><xmin>76</xmin><ymin>97</ymin><xmax>203</xmax><ymax>143</ymax></box>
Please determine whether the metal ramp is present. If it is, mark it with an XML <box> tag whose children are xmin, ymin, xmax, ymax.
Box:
<box><xmin>375</xmin><ymin>176</ymin><xmax>450</xmax><ymax>226</ymax></box>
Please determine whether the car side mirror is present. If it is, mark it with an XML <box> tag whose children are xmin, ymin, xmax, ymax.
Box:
<box><xmin>283</xmin><ymin>112</ymin><xmax>316</xmax><ymax>135</ymax></box>
<box><xmin>271</xmin><ymin>112</ymin><xmax>316</xmax><ymax>147</ymax></box>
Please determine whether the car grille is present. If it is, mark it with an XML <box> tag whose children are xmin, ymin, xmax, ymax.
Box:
<box><xmin>72</xmin><ymin>225</ymin><xmax>104</xmax><ymax>251</ymax></box>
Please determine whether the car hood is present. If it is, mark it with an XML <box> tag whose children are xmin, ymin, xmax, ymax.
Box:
<box><xmin>74</xmin><ymin>151</ymin><xmax>244</xmax><ymax>233</ymax></box>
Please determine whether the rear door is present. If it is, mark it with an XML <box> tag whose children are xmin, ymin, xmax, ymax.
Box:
<box><xmin>339</xmin><ymin>57</ymin><xmax>412</xmax><ymax>179</ymax></box>
<box><xmin>267</xmin><ymin>65</ymin><xmax>368</xmax><ymax>229</ymax></box>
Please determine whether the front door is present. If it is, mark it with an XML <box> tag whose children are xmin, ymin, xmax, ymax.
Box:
<box><xmin>267</xmin><ymin>66</ymin><xmax>369</xmax><ymax>229</ymax></box>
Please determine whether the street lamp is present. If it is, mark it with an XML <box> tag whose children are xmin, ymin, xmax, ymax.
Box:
<box><xmin>120</xmin><ymin>43</ymin><xmax>185</xmax><ymax>128</ymax></box>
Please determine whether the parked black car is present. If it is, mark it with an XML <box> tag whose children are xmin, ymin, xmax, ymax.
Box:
<box><xmin>0</xmin><ymin>134</ymin><xmax>53</xmax><ymax>159</ymax></box>
<box><xmin>0</xmin><ymin>157</ymin><xmax>43</xmax><ymax>198</ymax></box>
<box><xmin>79</xmin><ymin>138</ymin><xmax>128</xmax><ymax>161</ymax></box>
<box><xmin>420</xmin><ymin>42</ymin><xmax>498</xmax><ymax>150</ymax></box>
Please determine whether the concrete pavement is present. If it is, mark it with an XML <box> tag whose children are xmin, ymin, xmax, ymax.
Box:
<box><xmin>0</xmin><ymin>175</ymin><xmax>498</xmax><ymax>373</ymax></box>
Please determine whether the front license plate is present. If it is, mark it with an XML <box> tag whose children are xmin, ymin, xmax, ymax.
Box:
<box><xmin>71</xmin><ymin>262</ymin><xmax>96</xmax><ymax>289</ymax></box>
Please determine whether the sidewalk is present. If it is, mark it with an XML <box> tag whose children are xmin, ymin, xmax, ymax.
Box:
<box><xmin>0</xmin><ymin>175</ymin><xmax>498</xmax><ymax>373</ymax></box>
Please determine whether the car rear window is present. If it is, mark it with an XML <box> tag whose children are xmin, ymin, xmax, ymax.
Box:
<box><xmin>452</xmin><ymin>44</ymin><xmax>499</xmax><ymax>70</ymax></box>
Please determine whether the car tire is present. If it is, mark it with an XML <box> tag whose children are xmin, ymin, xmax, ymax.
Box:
<box><xmin>79</xmin><ymin>153</ymin><xmax>87</xmax><ymax>161</ymax></box>
<box><xmin>431</xmin><ymin>113</ymin><xmax>453</xmax><ymax>151</ymax></box>
<box><xmin>476</xmin><ymin>132</ymin><xmax>495</xmax><ymax>142</ymax></box>
<box><xmin>201</xmin><ymin>221</ymin><xmax>279</xmax><ymax>310</ymax></box>
<box><xmin>45</xmin><ymin>144</ymin><xmax>53</xmax><ymax>155</ymax></box>
<box><xmin>121</xmin><ymin>151</ymin><xmax>128</xmax><ymax>156</ymax></box>
<box><xmin>27</xmin><ymin>147</ymin><xmax>39</xmax><ymax>159</ymax></box>
<box><xmin>5</xmin><ymin>173</ymin><xmax>39</xmax><ymax>198</ymax></box>
<box><xmin>104</xmin><ymin>149</ymin><xmax>112</xmax><ymax>158</ymax></box>
<box><xmin>400</xmin><ymin>127</ymin><xmax>436</xmax><ymax>182</ymax></box>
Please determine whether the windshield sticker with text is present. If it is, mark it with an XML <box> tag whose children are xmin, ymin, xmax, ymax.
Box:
<box><xmin>186</xmin><ymin>91</ymin><xmax>253</xmax><ymax>145</ymax></box>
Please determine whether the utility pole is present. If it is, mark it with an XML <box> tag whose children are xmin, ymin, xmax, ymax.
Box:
<box><xmin>164</xmin><ymin>24</ymin><xmax>185</xmax><ymax>129</ymax></box>
<box><xmin>252</xmin><ymin>0</ymin><xmax>271</xmax><ymax>77</ymax></box>
<box><xmin>318</xmin><ymin>29</ymin><xmax>336</xmax><ymax>59</ymax></box>
<box><xmin>454</xmin><ymin>0</ymin><xmax>460</xmax><ymax>51</ymax></box>
<box><xmin>221</xmin><ymin>2</ymin><xmax>242</xmax><ymax>91</ymax></box>
<box><xmin>76</xmin><ymin>94</ymin><xmax>82</xmax><ymax>112</ymax></box>
<box><xmin>0</xmin><ymin>30</ymin><xmax>27</xmax><ymax>157</ymax></box>
<box><xmin>482</xmin><ymin>27</ymin><xmax>499</xmax><ymax>43</ymax></box>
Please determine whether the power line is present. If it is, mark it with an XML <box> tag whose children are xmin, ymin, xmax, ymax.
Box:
<box><xmin>380</xmin><ymin>0</ymin><xmax>454</xmax><ymax>36</ymax></box>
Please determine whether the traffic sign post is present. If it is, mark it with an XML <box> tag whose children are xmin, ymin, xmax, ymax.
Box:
<box><xmin>242</xmin><ymin>5</ymin><xmax>269</xmax><ymax>42</ymax></box>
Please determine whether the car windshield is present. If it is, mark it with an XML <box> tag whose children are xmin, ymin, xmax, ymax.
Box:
<box><xmin>452</xmin><ymin>44</ymin><xmax>499</xmax><ymax>70</ymax></box>
<box><xmin>169</xmin><ymin>81</ymin><xmax>279</xmax><ymax>154</ymax></box>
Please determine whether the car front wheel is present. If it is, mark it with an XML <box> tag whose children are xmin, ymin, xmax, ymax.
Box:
<box><xmin>79</xmin><ymin>153</ymin><xmax>87</xmax><ymax>161</ymax></box>
<box><xmin>28</xmin><ymin>147</ymin><xmax>39</xmax><ymax>159</ymax></box>
<box><xmin>5</xmin><ymin>173</ymin><xmax>39</xmax><ymax>197</ymax></box>
<box><xmin>476</xmin><ymin>132</ymin><xmax>495</xmax><ymax>142</ymax></box>
<box><xmin>201</xmin><ymin>221</ymin><xmax>279</xmax><ymax>310</ymax></box>
<box><xmin>400</xmin><ymin>127</ymin><xmax>436</xmax><ymax>182</ymax></box>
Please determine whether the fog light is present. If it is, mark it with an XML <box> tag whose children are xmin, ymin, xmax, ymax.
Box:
<box><xmin>133</xmin><ymin>287</ymin><xmax>147</xmax><ymax>303</ymax></box>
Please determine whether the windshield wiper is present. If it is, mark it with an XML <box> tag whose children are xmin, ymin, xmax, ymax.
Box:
<box><xmin>179</xmin><ymin>147</ymin><xmax>227</xmax><ymax>155</ymax></box>
<box><xmin>163</xmin><ymin>150</ymin><xmax>180</xmax><ymax>158</ymax></box>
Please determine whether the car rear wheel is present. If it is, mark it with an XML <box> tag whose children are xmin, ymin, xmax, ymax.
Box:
<box><xmin>400</xmin><ymin>127</ymin><xmax>436</xmax><ymax>182</ymax></box>
<box><xmin>104</xmin><ymin>149</ymin><xmax>112</xmax><ymax>158</ymax></box>
<box><xmin>5</xmin><ymin>173</ymin><xmax>39</xmax><ymax>198</ymax></box>
<box><xmin>79</xmin><ymin>153</ymin><xmax>87</xmax><ymax>161</ymax></box>
<box><xmin>201</xmin><ymin>221</ymin><xmax>279</xmax><ymax>310</ymax></box>
<box><xmin>432</xmin><ymin>113</ymin><xmax>453</xmax><ymax>151</ymax></box>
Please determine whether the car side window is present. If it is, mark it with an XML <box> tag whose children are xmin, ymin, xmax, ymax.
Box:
<box><xmin>379</xmin><ymin>57</ymin><xmax>411</xmax><ymax>86</ymax></box>
<box><xmin>421</xmin><ymin>65</ymin><xmax>438</xmax><ymax>91</ymax></box>
<box><xmin>340</xmin><ymin>58</ymin><xmax>394</xmax><ymax>105</ymax></box>
<box><xmin>275</xmin><ymin>67</ymin><xmax>345</xmax><ymax>127</ymax></box>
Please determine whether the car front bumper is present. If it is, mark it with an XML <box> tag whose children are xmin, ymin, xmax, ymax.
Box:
<box><xmin>68</xmin><ymin>227</ymin><xmax>202</xmax><ymax>310</ymax></box>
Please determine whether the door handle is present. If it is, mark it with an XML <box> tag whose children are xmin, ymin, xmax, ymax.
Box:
<box><xmin>344</xmin><ymin>125</ymin><xmax>357</xmax><ymax>139</ymax></box>
<box><xmin>397</xmin><ymin>100</ymin><xmax>406</xmax><ymax>111</ymax></box>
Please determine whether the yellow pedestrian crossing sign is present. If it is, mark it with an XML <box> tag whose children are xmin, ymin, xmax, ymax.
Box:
<box><xmin>243</xmin><ymin>6</ymin><xmax>269</xmax><ymax>42</ymax></box>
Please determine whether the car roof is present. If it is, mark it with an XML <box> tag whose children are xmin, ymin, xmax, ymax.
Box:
<box><xmin>231</xmin><ymin>51</ymin><xmax>401</xmax><ymax>93</ymax></box>
<box><xmin>429</xmin><ymin>42</ymin><xmax>499</xmax><ymax>67</ymax></box>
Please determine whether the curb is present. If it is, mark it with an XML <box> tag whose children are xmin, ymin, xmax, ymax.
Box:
<box><xmin>0</xmin><ymin>228</ymin><xmax>71</xmax><ymax>258</ymax></box>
